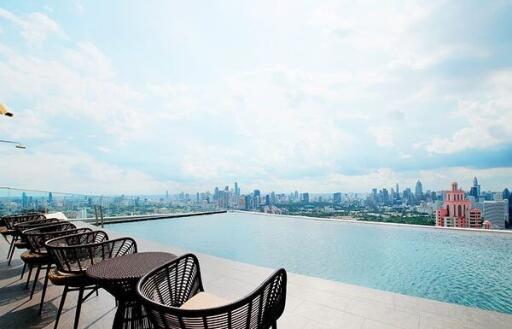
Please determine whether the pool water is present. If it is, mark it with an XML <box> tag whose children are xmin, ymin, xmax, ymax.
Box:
<box><xmin>109</xmin><ymin>212</ymin><xmax>512</xmax><ymax>314</ymax></box>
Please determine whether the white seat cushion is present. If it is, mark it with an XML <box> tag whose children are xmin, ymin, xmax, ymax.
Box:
<box><xmin>180</xmin><ymin>292</ymin><xmax>228</xmax><ymax>310</ymax></box>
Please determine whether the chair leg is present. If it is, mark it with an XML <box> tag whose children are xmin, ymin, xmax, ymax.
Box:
<box><xmin>20</xmin><ymin>262</ymin><xmax>27</xmax><ymax>280</ymax></box>
<box><xmin>7</xmin><ymin>237</ymin><xmax>17</xmax><ymax>265</ymax></box>
<box><xmin>95</xmin><ymin>284</ymin><xmax>99</xmax><ymax>296</ymax></box>
<box><xmin>39</xmin><ymin>265</ymin><xmax>51</xmax><ymax>315</ymax></box>
<box><xmin>30</xmin><ymin>264</ymin><xmax>41</xmax><ymax>300</ymax></box>
<box><xmin>54</xmin><ymin>285</ymin><xmax>68</xmax><ymax>329</ymax></box>
<box><xmin>73</xmin><ymin>286</ymin><xmax>85</xmax><ymax>329</ymax></box>
<box><xmin>6</xmin><ymin>235</ymin><xmax>15</xmax><ymax>260</ymax></box>
<box><xmin>25</xmin><ymin>265</ymin><xmax>33</xmax><ymax>289</ymax></box>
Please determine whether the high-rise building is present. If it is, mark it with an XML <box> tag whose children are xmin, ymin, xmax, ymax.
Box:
<box><xmin>415</xmin><ymin>180</ymin><xmax>423</xmax><ymax>201</ymax></box>
<box><xmin>333</xmin><ymin>192</ymin><xmax>342</xmax><ymax>204</ymax></box>
<box><xmin>436</xmin><ymin>182</ymin><xmax>480</xmax><ymax>228</ymax></box>
<box><xmin>244</xmin><ymin>195</ymin><xmax>252</xmax><ymax>210</ymax></box>
<box><xmin>472</xmin><ymin>177</ymin><xmax>481</xmax><ymax>201</ymax></box>
<box><xmin>482</xmin><ymin>200</ymin><xmax>509</xmax><ymax>229</ymax></box>
<box><xmin>382</xmin><ymin>188</ymin><xmax>389</xmax><ymax>204</ymax></box>
<box><xmin>371</xmin><ymin>188</ymin><xmax>378</xmax><ymax>203</ymax></box>
<box><xmin>503</xmin><ymin>188</ymin><xmax>510</xmax><ymax>201</ymax></box>
<box><xmin>253</xmin><ymin>190</ymin><xmax>261</xmax><ymax>208</ymax></box>
<box><xmin>469</xmin><ymin>186</ymin><xmax>479</xmax><ymax>201</ymax></box>
<box><xmin>468</xmin><ymin>208</ymin><xmax>482</xmax><ymax>228</ymax></box>
<box><xmin>234</xmin><ymin>182</ymin><xmax>240</xmax><ymax>198</ymax></box>
<box><xmin>22</xmin><ymin>192</ymin><xmax>28</xmax><ymax>208</ymax></box>
<box><xmin>302</xmin><ymin>192</ymin><xmax>310</xmax><ymax>203</ymax></box>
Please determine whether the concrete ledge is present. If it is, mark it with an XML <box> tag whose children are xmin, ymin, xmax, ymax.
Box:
<box><xmin>79</xmin><ymin>210</ymin><xmax>227</xmax><ymax>225</ymax></box>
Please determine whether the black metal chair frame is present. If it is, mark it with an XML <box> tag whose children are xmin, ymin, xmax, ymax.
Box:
<box><xmin>46</xmin><ymin>231</ymin><xmax>137</xmax><ymax>329</ymax></box>
<box><xmin>23</xmin><ymin>223</ymin><xmax>92</xmax><ymax>315</ymax></box>
<box><xmin>137</xmin><ymin>254</ymin><xmax>287</xmax><ymax>329</ymax></box>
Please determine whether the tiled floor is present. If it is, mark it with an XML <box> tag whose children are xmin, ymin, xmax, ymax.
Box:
<box><xmin>0</xmin><ymin>221</ymin><xmax>511</xmax><ymax>329</ymax></box>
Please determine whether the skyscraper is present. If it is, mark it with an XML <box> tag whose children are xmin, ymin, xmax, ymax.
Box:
<box><xmin>415</xmin><ymin>180</ymin><xmax>423</xmax><ymax>201</ymax></box>
<box><xmin>234</xmin><ymin>182</ymin><xmax>240</xmax><ymax>198</ymax></box>
<box><xmin>302</xmin><ymin>192</ymin><xmax>310</xmax><ymax>203</ymax></box>
<box><xmin>473</xmin><ymin>177</ymin><xmax>481</xmax><ymax>199</ymax></box>
<box><xmin>214</xmin><ymin>187</ymin><xmax>219</xmax><ymax>200</ymax></box>
<box><xmin>22</xmin><ymin>192</ymin><xmax>28</xmax><ymax>208</ymax></box>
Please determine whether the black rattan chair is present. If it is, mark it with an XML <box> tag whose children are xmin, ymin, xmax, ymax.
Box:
<box><xmin>8</xmin><ymin>217</ymin><xmax>59</xmax><ymax>266</ymax></box>
<box><xmin>19</xmin><ymin>222</ymin><xmax>73</xmax><ymax>295</ymax></box>
<box><xmin>4</xmin><ymin>213</ymin><xmax>45</xmax><ymax>263</ymax></box>
<box><xmin>137</xmin><ymin>254</ymin><xmax>287</xmax><ymax>329</ymax></box>
<box><xmin>23</xmin><ymin>223</ymin><xmax>92</xmax><ymax>314</ymax></box>
<box><xmin>45</xmin><ymin>232</ymin><xmax>137</xmax><ymax>329</ymax></box>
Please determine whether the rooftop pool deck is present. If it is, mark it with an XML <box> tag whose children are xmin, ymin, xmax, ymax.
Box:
<box><xmin>1</xmin><ymin>218</ymin><xmax>511</xmax><ymax>329</ymax></box>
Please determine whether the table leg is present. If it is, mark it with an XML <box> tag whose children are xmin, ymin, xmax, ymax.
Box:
<box><xmin>113</xmin><ymin>299</ymin><xmax>153</xmax><ymax>329</ymax></box>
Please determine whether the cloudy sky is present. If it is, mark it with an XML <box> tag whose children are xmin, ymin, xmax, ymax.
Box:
<box><xmin>0</xmin><ymin>0</ymin><xmax>511</xmax><ymax>195</ymax></box>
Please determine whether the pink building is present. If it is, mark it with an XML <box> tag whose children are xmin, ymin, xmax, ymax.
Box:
<box><xmin>436</xmin><ymin>182</ymin><xmax>481</xmax><ymax>228</ymax></box>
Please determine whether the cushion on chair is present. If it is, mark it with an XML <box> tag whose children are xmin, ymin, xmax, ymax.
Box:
<box><xmin>180</xmin><ymin>292</ymin><xmax>229</xmax><ymax>310</ymax></box>
<box><xmin>0</xmin><ymin>227</ymin><xmax>14</xmax><ymax>236</ymax></box>
<box><xmin>20</xmin><ymin>250</ymin><xmax>52</xmax><ymax>265</ymax></box>
<box><xmin>48</xmin><ymin>269</ymin><xmax>95</xmax><ymax>287</ymax></box>
<box><xmin>15</xmin><ymin>240</ymin><xmax>29</xmax><ymax>249</ymax></box>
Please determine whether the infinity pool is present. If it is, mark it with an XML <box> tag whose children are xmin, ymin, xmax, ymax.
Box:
<box><xmin>109</xmin><ymin>212</ymin><xmax>512</xmax><ymax>314</ymax></box>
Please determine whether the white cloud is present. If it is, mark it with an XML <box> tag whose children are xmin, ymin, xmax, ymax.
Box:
<box><xmin>0</xmin><ymin>151</ymin><xmax>176</xmax><ymax>194</ymax></box>
<box><xmin>368</xmin><ymin>126</ymin><xmax>394</xmax><ymax>147</ymax></box>
<box><xmin>427</xmin><ymin>70</ymin><xmax>512</xmax><ymax>154</ymax></box>
<box><xmin>0</xmin><ymin>8</ymin><xmax>60</xmax><ymax>46</ymax></box>
<box><xmin>244</xmin><ymin>166</ymin><xmax>512</xmax><ymax>194</ymax></box>
<box><xmin>63</xmin><ymin>41</ymin><xmax>115</xmax><ymax>80</ymax></box>
<box><xmin>0</xmin><ymin>2</ymin><xmax>510</xmax><ymax>194</ymax></box>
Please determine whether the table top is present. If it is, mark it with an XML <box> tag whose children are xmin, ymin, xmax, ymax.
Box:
<box><xmin>86</xmin><ymin>252</ymin><xmax>176</xmax><ymax>282</ymax></box>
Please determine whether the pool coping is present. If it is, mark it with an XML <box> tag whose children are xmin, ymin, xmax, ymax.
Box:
<box><xmin>78</xmin><ymin>210</ymin><xmax>227</xmax><ymax>225</ymax></box>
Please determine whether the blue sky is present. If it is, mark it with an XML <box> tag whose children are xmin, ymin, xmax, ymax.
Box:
<box><xmin>0</xmin><ymin>0</ymin><xmax>511</xmax><ymax>194</ymax></box>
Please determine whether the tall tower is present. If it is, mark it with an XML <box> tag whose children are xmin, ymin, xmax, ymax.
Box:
<box><xmin>234</xmin><ymin>182</ymin><xmax>240</xmax><ymax>198</ymax></box>
<box><xmin>415</xmin><ymin>180</ymin><xmax>423</xmax><ymax>201</ymax></box>
<box><xmin>473</xmin><ymin>177</ymin><xmax>481</xmax><ymax>197</ymax></box>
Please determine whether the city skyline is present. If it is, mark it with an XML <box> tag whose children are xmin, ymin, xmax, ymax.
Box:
<box><xmin>1</xmin><ymin>1</ymin><xmax>512</xmax><ymax>194</ymax></box>
<box><xmin>2</xmin><ymin>175</ymin><xmax>512</xmax><ymax>197</ymax></box>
